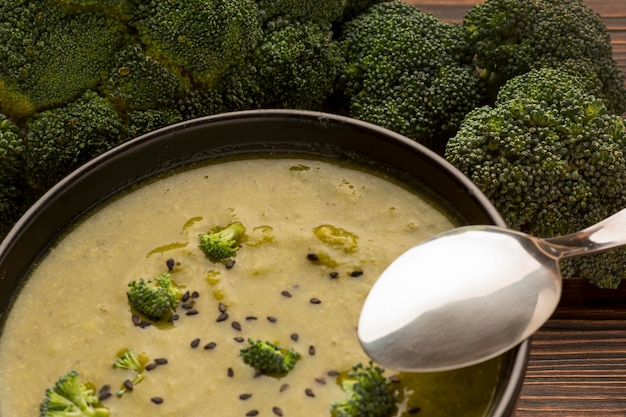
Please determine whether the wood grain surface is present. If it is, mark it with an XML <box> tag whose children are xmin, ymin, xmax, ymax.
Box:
<box><xmin>400</xmin><ymin>1</ymin><xmax>626</xmax><ymax>415</ymax></box>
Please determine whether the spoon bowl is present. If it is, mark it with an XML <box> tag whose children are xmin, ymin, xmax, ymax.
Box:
<box><xmin>358</xmin><ymin>207</ymin><xmax>626</xmax><ymax>372</ymax></box>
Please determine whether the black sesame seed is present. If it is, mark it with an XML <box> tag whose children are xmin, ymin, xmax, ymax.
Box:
<box><xmin>190</xmin><ymin>338</ymin><xmax>201</xmax><ymax>348</ymax></box>
<box><xmin>191</xmin><ymin>291</ymin><xmax>200</xmax><ymax>299</ymax></box>
<box><xmin>232</xmin><ymin>321</ymin><xmax>242</xmax><ymax>331</ymax></box>
<box><xmin>228</xmin><ymin>368</ymin><xmax>234</xmax><ymax>377</ymax></box>
<box><xmin>138</xmin><ymin>321</ymin><xmax>152</xmax><ymax>328</ymax></box>
<box><xmin>279</xmin><ymin>383</ymin><xmax>289</xmax><ymax>392</ymax></box>
<box><xmin>186</xmin><ymin>309</ymin><xmax>199</xmax><ymax>316</ymax></box>
<box><xmin>181</xmin><ymin>303</ymin><xmax>193</xmax><ymax>310</ymax></box>
<box><xmin>305</xmin><ymin>388</ymin><xmax>315</xmax><ymax>397</ymax></box>
<box><xmin>99</xmin><ymin>385</ymin><xmax>111</xmax><ymax>394</ymax></box>
<box><xmin>308</xmin><ymin>345</ymin><xmax>316</xmax><ymax>356</ymax></box>
<box><xmin>281</xmin><ymin>290</ymin><xmax>292</xmax><ymax>298</ymax></box>
<box><xmin>307</xmin><ymin>253</ymin><xmax>319</xmax><ymax>261</ymax></box>
<box><xmin>98</xmin><ymin>391</ymin><xmax>112</xmax><ymax>402</ymax></box>
<box><xmin>329</xmin><ymin>271</ymin><xmax>339</xmax><ymax>279</ymax></box>
<box><xmin>154</xmin><ymin>358</ymin><xmax>168</xmax><ymax>365</ymax></box>
<box><xmin>151</xmin><ymin>397</ymin><xmax>164</xmax><ymax>405</ymax></box>
<box><xmin>168</xmin><ymin>314</ymin><xmax>180</xmax><ymax>322</ymax></box>
<box><xmin>246</xmin><ymin>316</ymin><xmax>258</xmax><ymax>321</ymax></box>
<box><xmin>290</xmin><ymin>333</ymin><xmax>299</xmax><ymax>342</ymax></box>
<box><xmin>309</xmin><ymin>298</ymin><xmax>321</xmax><ymax>305</ymax></box>
<box><xmin>267</xmin><ymin>316</ymin><xmax>277</xmax><ymax>323</ymax></box>
<box><xmin>254</xmin><ymin>370</ymin><xmax>263</xmax><ymax>378</ymax></box>
<box><xmin>350</xmin><ymin>270</ymin><xmax>363</xmax><ymax>277</ymax></box>
<box><xmin>166</xmin><ymin>258</ymin><xmax>176</xmax><ymax>270</ymax></box>
<box><xmin>219</xmin><ymin>302</ymin><xmax>227</xmax><ymax>313</ymax></box>
<box><xmin>217</xmin><ymin>312</ymin><xmax>229</xmax><ymax>322</ymax></box>
<box><xmin>239</xmin><ymin>393</ymin><xmax>253</xmax><ymax>400</ymax></box>
<box><xmin>182</xmin><ymin>291</ymin><xmax>191</xmax><ymax>302</ymax></box>
<box><xmin>272</xmin><ymin>406</ymin><xmax>284</xmax><ymax>416</ymax></box>
<box><xmin>132</xmin><ymin>314</ymin><xmax>141</xmax><ymax>326</ymax></box>
<box><xmin>315</xmin><ymin>377</ymin><xmax>326</xmax><ymax>385</ymax></box>
<box><xmin>123</xmin><ymin>380</ymin><xmax>134</xmax><ymax>391</ymax></box>
<box><xmin>246</xmin><ymin>410</ymin><xmax>259</xmax><ymax>416</ymax></box>
<box><xmin>225</xmin><ymin>260</ymin><xmax>236</xmax><ymax>269</ymax></box>
<box><xmin>145</xmin><ymin>362</ymin><xmax>158</xmax><ymax>371</ymax></box>
<box><xmin>408</xmin><ymin>406</ymin><xmax>422</xmax><ymax>414</ymax></box>
<box><xmin>234</xmin><ymin>337</ymin><xmax>245</xmax><ymax>343</ymax></box>
<box><xmin>388</xmin><ymin>375</ymin><xmax>401</xmax><ymax>383</ymax></box>
<box><xmin>327</xmin><ymin>370</ymin><xmax>339</xmax><ymax>377</ymax></box>
<box><xmin>204</xmin><ymin>342</ymin><xmax>217</xmax><ymax>350</ymax></box>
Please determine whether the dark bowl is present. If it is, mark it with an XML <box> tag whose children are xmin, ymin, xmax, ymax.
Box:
<box><xmin>0</xmin><ymin>109</ymin><xmax>528</xmax><ymax>416</ymax></box>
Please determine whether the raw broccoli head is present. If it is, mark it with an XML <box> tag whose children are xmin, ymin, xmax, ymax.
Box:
<box><xmin>24</xmin><ymin>91</ymin><xmax>125</xmax><ymax>192</ymax></box>
<box><xmin>40</xmin><ymin>370</ymin><xmax>109</xmax><ymax>417</ymax></box>
<box><xmin>221</xmin><ymin>20</ymin><xmax>345</xmax><ymax>111</ymax></box>
<box><xmin>331</xmin><ymin>362</ymin><xmax>397</xmax><ymax>417</ymax></box>
<box><xmin>463</xmin><ymin>0</ymin><xmax>626</xmax><ymax>114</ymax></box>
<box><xmin>127</xmin><ymin>272</ymin><xmax>182</xmax><ymax>320</ymax></box>
<box><xmin>239</xmin><ymin>338</ymin><xmax>301</xmax><ymax>376</ymax></box>
<box><xmin>0</xmin><ymin>0</ymin><xmax>126</xmax><ymax>119</ymax></box>
<box><xmin>131</xmin><ymin>0</ymin><xmax>262</xmax><ymax>89</ymax></box>
<box><xmin>199</xmin><ymin>222</ymin><xmax>246</xmax><ymax>261</ymax></box>
<box><xmin>256</xmin><ymin>0</ymin><xmax>346</xmax><ymax>26</ymax></box>
<box><xmin>103</xmin><ymin>44</ymin><xmax>190</xmax><ymax>112</ymax></box>
<box><xmin>338</xmin><ymin>1</ymin><xmax>486</xmax><ymax>153</ymax></box>
<box><xmin>445</xmin><ymin>68</ymin><xmax>626</xmax><ymax>289</ymax></box>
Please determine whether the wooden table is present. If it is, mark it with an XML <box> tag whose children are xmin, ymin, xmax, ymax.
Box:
<box><xmin>401</xmin><ymin>1</ymin><xmax>626</xmax><ymax>415</ymax></box>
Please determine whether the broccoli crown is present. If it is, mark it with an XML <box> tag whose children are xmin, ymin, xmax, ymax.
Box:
<box><xmin>0</xmin><ymin>0</ymin><xmax>126</xmax><ymax>119</ymax></box>
<box><xmin>331</xmin><ymin>362</ymin><xmax>397</xmax><ymax>417</ymax></box>
<box><xmin>126</xmin><ymin>272</ymin><xmax>182</xmax><ymax>320</ymax></box>
<box><xmin>126</xmin><ymin>108</ymin><xmax>183</xmax><ymax>140</ymax></box>
<box><xmin>256</xmin><ymin>0</ymin><xmax>346</xmax><ymax>26</ymax></box>
<box><xmin>199</xmin><ymin>221</ymin><xmax>246</xmax><ymax>261</ymax></box>
<box><xmin>239</xmin><ymin>338</ymin><xmax>302</xmax><ymax>376</ymax></box>
<box><xmin>103</xmin><ymin>44</ymin><xmax>189</xmax><ymax>112</ymax></box>
<box><xmin>221</xmin><ymin>20</ymin><xmax>344</xmax><ymax>111</ymax></box>
<box><xmin>463</xmin><ymin>0</ymin><xmax>626</xmax><ymax>114</ymax></box>
<box><xmin>24</xmin><ymin>91</ymin><xmax>125</xmax><ymax>192</ymax></box>
<box><xmin>40</xmin><ymin>370</ymin><xmax>109</xmax><ymax>417</ymax></box>
<box><xmin>131</xmin><ymin>0</ymin><xmax>262</xmax><ymax>89</ymax></box>
<box><xmin>339</xmin><ymin>1</ymin><xmax>486</xmax><ymax>153</ymax></box>
<box><xmin>445</xmin><ymin>68</ymin><xmax>626</xmax><ymax>288</ymax></box>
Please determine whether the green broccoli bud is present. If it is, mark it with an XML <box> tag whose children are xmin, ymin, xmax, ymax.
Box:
<box><xmin>126</xmin><ymin>272</ymin><xmax>182</xmax><ymax>320</ymax></box>
<box><xmin>331</xmin><ymin>362</ymin><xmax>397</xmax><ymax>417</ymax></box>
<box><xmin>199</xmin><ymin>222</ymin><xmax>246</xmax><ymax>261</ymax></box>
<box><xmin>239</xmin><ymin>338</ymin><xmax>301</xmax><ymax>376</ymax></box>
<box><xmin>40</xmin><ymin>370</ymin><xmax>109</xmax><ymax>417</ymax></box>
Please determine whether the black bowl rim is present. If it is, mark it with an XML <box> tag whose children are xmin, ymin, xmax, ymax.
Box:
<box><xmin>0</xmin><ymin>109</ymin><xmax>529</xmax><ymax>416</ymax></box>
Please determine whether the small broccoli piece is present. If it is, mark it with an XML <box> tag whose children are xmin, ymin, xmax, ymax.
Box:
<box><xmin>40</xmin><ymin>370</ymin><xmax>109</xmax><ymax>417</ymax></box>
<box><xmin>239</xmin><ymin>338</ymin><xmax>301</xmax><ymax>376</ymax></box>
<box><xmin>463</xmin><ymin>0</ymin><xmax>626</xmax><ymax>114</ymax></box>
<box><xmin>131</xmin><ymin>0</ymin><xmax>262</xmax><ymax>89</ymax></box>
<box><xmin>445</xmin><ymin>68</ymin><xmax>626</xmax><ymax>289</ymax></box>
<box><xmin>256</xmin><ymin>0</ymin><xmax>346</xmax><ymax>26</ymax></box>
<box><xmin>221</xmin><ymin>20</ymin><xmax>344</xmax><ymax>111</ymax></box>
<box><xmin>339</xmin><ymin>2</ymin><xmax>486</xmax><ymax>153</ymax></box>
<box><xmin>199</xmin><ymin>222</ymin><xmax>246</xmax><ymax>261</ymax></box>
<box><xmin>331</xmin><ymin>362</ymin><xmax>397</xmax><ymax>417</ymax></box>
<box><xmin>0</xmin><ymin>0</ymin><xmax>126</xmax><ymax>119</ymax></box>
<box><xmin>126</xmin><ymin>108</ymin><xmax>183</xmax><ymax>139</ymax></box>
<box><xmin>103</xmin><ymin>44</ymin><xmax>189</xmax><ymax>112</ymax></box>
<box><xmin>112</xmin><ymin>348</ymin><xmax>148</xmax><ymax>397</ymax></box>
<box><xmin>127</xmin><ymin>272</ymin><xmax>182</xmax><ymax>320</ymax></box>
<box><xmin>24</xmin><ymin>91</ymin><xmax>125</xmax><ymax>192</ymax></box>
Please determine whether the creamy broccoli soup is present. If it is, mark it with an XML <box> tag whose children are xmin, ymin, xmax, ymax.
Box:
<box><xmin>0</xmin><ymin>158</ymin><xmax>503</xmax><ymax>416</ymax></box>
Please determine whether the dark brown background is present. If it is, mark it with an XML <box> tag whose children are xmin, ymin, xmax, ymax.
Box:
<box><xmin>402</xmin><ymin>1</ymin><xmax>626</xmax><ymax>415</ymax></box>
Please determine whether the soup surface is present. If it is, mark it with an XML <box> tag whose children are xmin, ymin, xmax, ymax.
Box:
<box><xmin>0</xmin><ymin>158</ymin><xmax>502</xmax><ymax>416</ymax></box>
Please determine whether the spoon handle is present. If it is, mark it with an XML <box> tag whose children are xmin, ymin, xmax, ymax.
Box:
<box><xmin>543</xmin><ymin>207</ymin><xmax>626</xmax><ymax>259</ymax></box>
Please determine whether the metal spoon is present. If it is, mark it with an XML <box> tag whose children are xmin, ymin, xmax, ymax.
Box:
<box><xmin>358</xmin><ymin>207</ymin><xmax>626</xmax><ymax>372</ymax></box>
